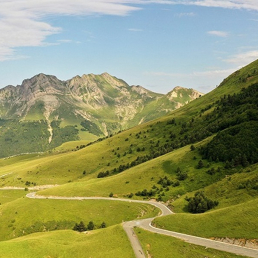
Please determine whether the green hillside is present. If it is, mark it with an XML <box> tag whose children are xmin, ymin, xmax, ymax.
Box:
<box><xmin>0</xmin><ymin>59</ymin><xmax>258</xmax><ymax>257</ymax></box>
<box><xmin>0</xmin><ymin>226</ymin><xmax>135</xmax><ymax>258</ymax></box>
<box><xmin>0</xmin><ymin>196</ymin><xmax>158</xmax><ymax>241</ymax></box>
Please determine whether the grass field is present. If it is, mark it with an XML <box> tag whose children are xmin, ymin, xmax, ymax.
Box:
<box><xmin>0</xmin><ymin>225</ymin><xmax>134</xmax><ymax>258</ymax></box>
<box><xmin>136</xmin><ymin>228</ymin><xmax>248</xmax><ymax>258</ymax></box>
<box><xmin>0</xmin><ymin>197</ymin><xmax>158</xmax><ymax>241</ymax></box>
<box><xmin>0</xmin><ymin>190</ymin><xmax>27</xmax><ymax>205</ymax></box>
<box><xmin>153</xmin><ymin>197</ymin><xmax>258</xmax><ymax>239</ymax></box>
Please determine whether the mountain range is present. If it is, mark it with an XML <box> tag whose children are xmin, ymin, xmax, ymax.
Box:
<box><xmin>0</xmin><ymin>72</ymin><xmax>203</xmax><ymax>157</ymax></box>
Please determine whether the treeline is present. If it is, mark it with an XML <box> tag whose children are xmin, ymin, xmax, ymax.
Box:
<box><xmin>174</xmin><ymin>82</ymin><xmax>258</xmax><ymax>149</ymax></box>
<box><xmin>200</xmin><ymin>121</ymin><xmax>258</xmax><ymax>166</ymax></box>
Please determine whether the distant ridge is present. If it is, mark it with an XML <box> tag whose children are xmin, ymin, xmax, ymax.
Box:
<box><xmin>0</xmin><ymin>72</ymin><xmax>203</xmax><ymax>158</ymax></box>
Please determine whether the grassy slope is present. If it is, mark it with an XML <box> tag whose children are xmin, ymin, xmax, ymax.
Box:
<box><xmin>154</xmin><ymin>198</ymin><xmax>258</xmax><ymax>239</ymax></box>
<box><xmin>153</xmin><ymin>163</ymin><xmax>258</xmax><ymax>239</ymax></box>
<box><xmin>0</xmin><ymin>196</ymin><xmax>158</xmax><ymax>241</ymax></box>
<box><xmin>40</xmin><ymin>140</ymin><xmax>223</xmax><ymax>198</ymax></box>
<box><xmin>52</xmin><ymin>140</ymin><xmax>91</xmax><ymax>152</ymax></box>
<box><xmin>136</xmin><ymin>228</ymin><xmax>247</xmax><ymax>258</ymax></box>
<box><xmin>0</xmin><ymin>190</ymin><xmax>27</xmax><ymax>205</ymax></box>
<box><xmin>0</xmin><ymin>225</ymin><xmax>134</xmax><ymax>258</ymax></box>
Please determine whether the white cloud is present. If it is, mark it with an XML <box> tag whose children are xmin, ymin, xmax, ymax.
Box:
<box><xmin>195</xmin><ymin>0</ymin><xmax>258</xmax><ymax>11</ymax></box>
<box><xmin>1</xmin><ymin>0</ymin><xmax>258</xmax><ymax>61</ymax></box>
<box><xmin>208</xmin><ymin>30</ymin><xmax>228</xmax><ymax>37</ymax></box>
<box><xmin>175</xmin><ymin>12</ymin><xmax>196</xmax><ymax>17</ymax></box>
<box><xmin>0</xmin><ymin>16</ymin><xmax>60</xmax><ymax>61</ymax></box>
<box><xmin>225</xmin><ymin>50</ymin><xmax>258</xmax><ymax>65</ymax></box>
<box><xmin>151</xmin><ymin>0</ymin><xmax>258</xmax><ymax>11</ymax></box>
<box><xmin>0</xmin><ymin>0</ymin><xmax>142</xmax><ymax>61</ymax></box>
<box><xmin>57</xmin><ymin>40</ymin><xmax>72</xmax><ymax>43</ymax></box>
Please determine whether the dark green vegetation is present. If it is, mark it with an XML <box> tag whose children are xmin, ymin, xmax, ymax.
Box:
<box><xmin>0</xmin><ymin>60</ymin><xmax>258</xmax><ymax>257</ymax></box>
<box><xmin>185</xmin><ymin>191</ymin><xmax>219</xmax><ymax>213</ymax></box>
<box><xmin>73</xmin><ymin>220</ymin><xmax>106</xmax><ymax>232</ymax></box>
<box><xmin>0</xmin><ymin>119</ymin><xmax>79</xmax><ymax>158</ymax></box>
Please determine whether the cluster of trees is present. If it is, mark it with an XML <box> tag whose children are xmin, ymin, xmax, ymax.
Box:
<box><xmin>204</xmin><ymin>83</ymin><xmax>258</xmax><ymax>134</ymax></box>
<box><xmin>166</xmin><ymin>118</ymin><xmax>176</xmax><ymax>125</ymax></box>
<box><xmin>73</xmin><ymin>221</ymin><xmax>106</xmax><ymax>232</ymax></box>
<box><xmin>206</xmin><ymin>167</ymin><xmax>221</xmax><ymax>175</ymax></box>
<box><xmin>157</xmin><ymin>176</ymin><xmax>180</xmax><ymax>187</ymax></box>
<box><xmin>185</xmin><ymin>192</ymin><xmax>219</xmax><ymax>213</ymax></box>
<box><xmin>25</xmin><ymin>181</ymin><xmax>36</xmax><ymax>186</ymax></box>
<box><xmin>176</xmin><ymin>167</ymin><xmax>188</xmax><ymax>181</ymax></box>
<box><xmin>238</xmin><ymin>178</ymin><xmax>258</xmax><ymax>191</ymax></box>
<box><xmin>200</xmin><ymin>121</ymin><xmax>258</xmax><ymax>166</ymax></box>
<box><xmin>97</xmin><ymin>171</ymin><xmax>110</xmax><ymax>178</ymax></box>
<box><xmin>157</xmin><ymin>176</ymin><xmax>173</xmax><ymax>187</ymax></box>
<box><xmin>135</xmin><ymin>175</ymin><xmax>180</xmax><ymax>199</ymax></box>
<box><xmin>74</xmin><ymin>144</ymin><xmax>87</xmax><ymax>151</ymax></box>
<box><xmin>135</xmin><ymin>189</ymin><xmax>156</xmax><ymax>197</ymax></box>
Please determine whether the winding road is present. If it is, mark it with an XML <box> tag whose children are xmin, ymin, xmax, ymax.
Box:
<box><xmin>25</xmin><ymin>192</ymin><xmax>258</xmax><ymax>258</ymax></box>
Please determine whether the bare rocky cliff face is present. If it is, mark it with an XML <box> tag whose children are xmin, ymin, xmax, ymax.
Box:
<box><xmin>0</xmin><ymin>72</ymin><xmax>203</xmax><ymax>150</ymax></box>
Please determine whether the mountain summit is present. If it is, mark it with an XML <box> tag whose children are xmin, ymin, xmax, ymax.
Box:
<box><xmin>0</xmin><ymin>72</ymin><xmax>203</xmax><ymax>157</ymax></box>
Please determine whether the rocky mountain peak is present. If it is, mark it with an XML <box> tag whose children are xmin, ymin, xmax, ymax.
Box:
<box><xmin>101</xmin><ymin>72</ymin><xmax>127</xmax><ymax>88</ymax></box>
<box><xmin>166</xmin><ymin>86</ymin><xmax>204</xmax><ymax>102</ymax></box>
<box><xmin>16</xmin><ymin>74</ymin><xmax>66</xmax><ymax>103</ymax></box>
<box><xmin>173</xmin><ymin>86</ymin><xmax>184</xmax><ymax>91</ymax></box>
<box><xmin>131</xmin><ymin>85</ymin><xmax>148</xmax><ymax>94</ymax></box>
<box><xmin>0</xmin><ymin>72</ymin><xmax>204</xmax><ymax>141</ymax></box>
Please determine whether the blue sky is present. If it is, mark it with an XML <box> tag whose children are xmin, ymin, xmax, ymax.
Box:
<box><xmin>1</xmin><ymin>1</ymin><xmax>258</xmax><ymax>94</ymax></box>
